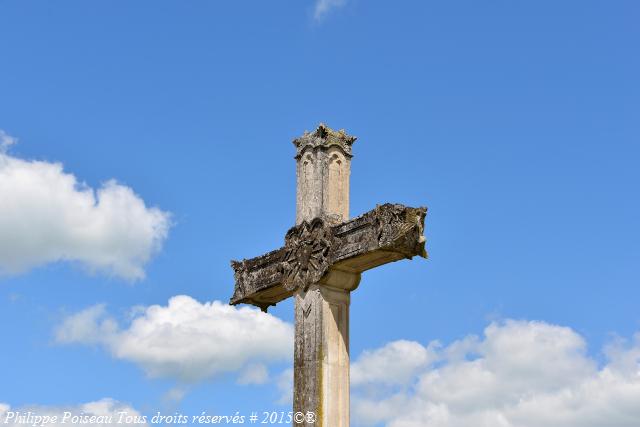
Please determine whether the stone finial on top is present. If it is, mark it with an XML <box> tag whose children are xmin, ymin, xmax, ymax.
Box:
<box><xmin>292</xmin><ymin>123</ymin><xmax>357</xmax><ymax>159</ymax></box>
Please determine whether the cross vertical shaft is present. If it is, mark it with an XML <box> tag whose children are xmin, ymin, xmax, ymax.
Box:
<box><xmin>293</xmin><ymin>125</ymin><xmax>358</xmax><ymax>426</ymax></box>
<box><xmin>229</xmin><ymin>124</ymin><xmax>427</xmax><ymax>427</ymax></box>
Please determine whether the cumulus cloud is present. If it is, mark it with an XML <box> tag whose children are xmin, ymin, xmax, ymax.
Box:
<box><xmin>352</xmin><ymin>340</ymin><xmax>438</xmax><ymax>387</ymax></box>
<box><xmin>351</xmin><ymin>320</ymin><xmax>640</xmax><ymax>427</ymax></box>
<box><xmin>56</xmin><ymin>295</ymin><xmax>293</xmax><ymax>382</ymax></box>
<box><xmin>0</xmin><ymin>138</ymin><xmax>171</xmax><ymax>280</ymax></box>
<box><xmin>0</xmin><ymin>398</ymin><xmax>146</xmax><ymax>426</ymax></box>
<box><xmin>314</xmin><ymin>0</ymin><xmax>346</xmax><ymax>21</ymax></box>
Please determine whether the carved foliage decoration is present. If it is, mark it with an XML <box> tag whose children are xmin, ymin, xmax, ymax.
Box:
<box><xmin>375</xmin><ymin>204</ymin><xmax>409</xmax><ymax>246</ymax></box>
<box><xmin>375</xmin><ymin>204</ymin><xmax>427</xmax><ymax>257</ymax></box>
<box><xmin>292</xmin><ymin>123</ymin><xmax>356</xmax><ymax>159</ymax></box>
<box><xmin>281</xmin><ymin>218</ymin><xmax>333</xmax><ymax>292</ymax></box>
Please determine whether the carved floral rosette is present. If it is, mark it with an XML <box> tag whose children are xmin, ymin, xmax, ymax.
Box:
<box><xmin>280</xmin><ymin>218</ymin><xmax>333</xmax><ymax>292</ymax></box>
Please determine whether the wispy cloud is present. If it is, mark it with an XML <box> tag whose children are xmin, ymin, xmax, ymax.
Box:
<box><xmin>314</xmin><ymin>0</ymin><xmax>346</xmax><ymax>22</ymax></box>
<box><xmin>0</xmin><ymin>129</ymin><xmax>17</xmax><ymax>152</ymax></box>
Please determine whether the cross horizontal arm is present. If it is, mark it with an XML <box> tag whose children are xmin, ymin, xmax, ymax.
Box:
<box><xmin>230</xmin><ymin>203</ymin><xmax>427</xmax><ymax>311</ymax></box>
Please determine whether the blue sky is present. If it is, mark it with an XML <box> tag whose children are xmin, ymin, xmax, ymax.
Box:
<box><xmin>0</xmin><ymin>1</ymin><xmax>639</xmax><ymax>426</ymax></box>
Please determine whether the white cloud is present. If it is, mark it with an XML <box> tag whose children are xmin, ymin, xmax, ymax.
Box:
<box><xmin>0</xmin><ymin>130</ymin><xmax>17</xmax><ymax>151</ymax></box>
<box><xmin>352</xmin><ymin>340</ymin><xmax>438</xmax><ymax>387</ymax></box>
<box><xmin>56</xmin><ymin>295</ymin><xmax>294</xmax><ymax>382</ymax></box>
<box><xmin>0</xmin><ymin>139</ymin><xmax>171</xmax><ymax>280</ymax></box>
<box><xmin>0</xmin><ymin>399</ymin><xmax>147</xmax><ymax>426</ymax></box>
<box><xmin>314</xmin><ymin>0</ymin><xmax>346</xmax><ymax>21</ymax></box>
<box><xmin>162</xmin><ymin>387</ymin><xmax>188</xmax><ymax>403</ymax></box>
<box><xmin>275</xmin><ymin>368</ymin><xmax>294</xmax><ymax>405</ymax></box>
<box><xmin>272</xmin><ymin>341</ymin><xmax>435</xmax><ymax>406</ymax></box>
<box><xmin>351</xmin><ymin>320</ymin><xmax>640</xmax><ymax>427</ymax></box>
<box><xmin>237</xmin><ymin>363</ymin><xmax>270</xmax><ymax>385</ymax></box>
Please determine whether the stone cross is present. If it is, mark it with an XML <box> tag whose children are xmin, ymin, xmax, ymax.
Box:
<box><xmin>230</xmin><ymin>124</ymin><xmax>427</xmax><ymax>426</ymax></box>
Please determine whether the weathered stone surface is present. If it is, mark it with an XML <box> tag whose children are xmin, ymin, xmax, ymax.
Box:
<box><xmin>293</xmin><ymin>284</ymin><xmax>350</xmax><ymax>426</ymax></box>
<box><xmin>230</xmin><ymin>203</ymin><xmax>427</xmax><ymax>311</ymax></box>
<box><xmin>229</xmin><ymin>124</ymin><xmax>427</xmax><ymax>426</ymax></box>
<box><xmin>292</xmin><ymin>123</ymin><xmax>356</xmax><ymax>159</ymax></box>
<box><xmin>295</xmin><ymin>124</ymin><xmax>354</xmax><ymax>225</ymax></box>
<box><xmin>282</xmin><ymin>218</ymin><xmax>332</xmax><ymax>293</ymax></box>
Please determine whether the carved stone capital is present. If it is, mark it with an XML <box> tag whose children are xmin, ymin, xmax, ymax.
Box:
<box><xmin>292</xmin><ymin>123</ymin><xmax>356</xmax><ymax>159</ymax></box>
